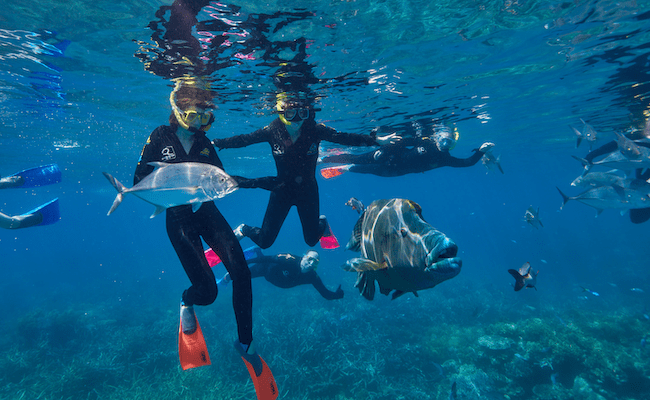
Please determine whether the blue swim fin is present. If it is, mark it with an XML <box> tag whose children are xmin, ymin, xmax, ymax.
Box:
<box><xmin>8</xmin><ymin>164</ymin><xmax>62</xmax><ymax>188</ymax></box>
<box><xmin>205</xmin><ymin>245</ymin><xmax>263</xmax><ymax>268</ymax></box>
<box><xmin>21</xmin><ymin>198</ymin><xmax>60</xmax><ymax>226</ymax></box>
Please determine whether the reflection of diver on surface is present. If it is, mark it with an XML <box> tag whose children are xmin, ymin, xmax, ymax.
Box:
<box><xmin>583</xmin><ymin>128</ymin><xmax>650</xmax><ymax>224</ymax></box>
<box><xmin>217</xmin><ymin>248</ymin><xmax>344</xmax><ymax>300</ymax></box>
<box><xmin>0</xmin><ymin>164</ymin><xmax>61</xmax><ymax>229</ymax></box>
<box><xmin>320</xmin><ymin>124</ymin><xmax>495</xmax><ymax>178</ymax></box>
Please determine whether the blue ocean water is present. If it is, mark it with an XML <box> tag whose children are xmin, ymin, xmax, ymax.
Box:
<box><xmin>2</xmin><ymin>0</ymin><xmax>650</xmax><ymax>399</ymax></box>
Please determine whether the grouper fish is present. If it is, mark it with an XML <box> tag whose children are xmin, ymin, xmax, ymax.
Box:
<box><xmin>343</xmin><ymin>198</ymin><xmax>462</xmax><ymax>300</ymax></box>
<box><xmin>103</xmin><ymin>162</ymin><xmax>238</xmax><ymax>218</ymax></box>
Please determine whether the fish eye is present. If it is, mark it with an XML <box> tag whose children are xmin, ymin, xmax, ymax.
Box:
<box><xmin>400</xmin><ymin>227</ymin><xmax>408</xmax><ymax>237</ymax></box>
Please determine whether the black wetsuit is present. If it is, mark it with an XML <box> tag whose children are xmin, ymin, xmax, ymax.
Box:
<box><xmin>321</xmin><ymin>137</ymin><xmax>485</xmax><ymax>177</ymax></box>
<box><xmin>212</xmin><ymin>117</ymin><xmax>377</xmax><ymax>248</ymax></box>
<box><xmin>135</xmin><ymin>125</ymin><xmax>253</xmax><ymax>345</ymax></box>
<box><xmin>585</xmin><ymin>140</ymin><xmax>650</xmax><ymax>224</ymax></box>
<box><xmin>248</xmin><ymin>254</ymin><xmax>343</xmax><ymax>300</ymax></box>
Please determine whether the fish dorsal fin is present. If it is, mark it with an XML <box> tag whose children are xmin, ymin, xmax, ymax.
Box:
<box><xmin>150</xmin><ymin>205</ymin><xmax>166</xmax><ymax>218</ymax></box>
<box><xmin>342</xmin><ymin>258</ymin><xmax>386</xmax><ymax>272</ymax></box>
<box><xmin>191</xmin><ymin>201</ymin><xmax>203</xmax><ymax>213</ymax></box>
<box><xmin>346</xmin><ymin>213</ymin><xmax>365</xmax><ymax>252</ymax></box>
<box><xmin>147</xmin><ymin>161</ymin><xmax>169</xmax><ymax>170</ymax></box>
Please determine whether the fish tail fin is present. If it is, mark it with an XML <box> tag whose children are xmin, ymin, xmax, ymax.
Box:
<box><xmin>556</xmin><ymin>186</ymin><xmax>570</xmax><ymax>210</ymax></box>
<box><xmin>508</xmin><ymin>269</ymin><xmax>525</xmax><ymax>291</ymax></box>
<box><xmin>103</xmin><ymin>172</ymin><xmax>126</xmax><ymax>215</ymax></box>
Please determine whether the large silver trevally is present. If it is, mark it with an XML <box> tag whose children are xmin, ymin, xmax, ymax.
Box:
<box><xmin>573</xmin><ymin>152</ymin><xmax>650</xmax><ymax>173</ymax></box>
<box><xmin>570</xmin><ymin>170</ymin><xmax>626</xmax><ymax>188</ymax></box>
<box><xmin>557</xmin><ymin>185</ymin><xmax>650</xmax><ymax>215</ymax></box>
<box><xmin>103</xmin><ymin>162</ymin><xmax>238</xmax><ymax>218</ymax></box>
<box><xmin>343</xmin><ymin>198</ymin><xmax>461</xmax><ymax>300</ymax></box>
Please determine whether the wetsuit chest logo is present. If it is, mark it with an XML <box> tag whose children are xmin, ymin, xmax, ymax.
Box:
<box><xmin>162</xmin><ymin>146</ymin><xmax>176</xmax><ymax>161</ymax></box>
<box><xmin>307</xmin><ymin>143</ymin><xmax>318</xmax><ymax>155</ymax></box>
<box><xmin>273</xmin><ymin>143</ymin><xmax>284</xmax><ymax>155</ymax></box>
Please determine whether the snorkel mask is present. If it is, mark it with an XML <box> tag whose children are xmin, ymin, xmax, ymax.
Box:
<box><xmin>170</xmin><ymin>77</ymin><xmax>215</xmax><ymax>132</ymax></box>
<box><xmin>275</xmin><ymin>92</ymin><xmax>319</xmax><ymax>126</ymax></box>
<box><xmin>433</xmin><ymin>125</ymin><xmax>459</xmax><ymax>151</ymax></box>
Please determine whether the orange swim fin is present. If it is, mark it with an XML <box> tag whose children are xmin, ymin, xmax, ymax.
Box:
<box><xmin>320</xmin><ymin>223</ymin><xmax>340</xmax><ymax>250</ymax></box>
<box><xmin>320</xmin><ymin>165</ymin><xmax>350</xmax><ymax>179</ymax></box>
<box><xmin>236</xmin><ymin>342</ymin><xmax>279</xmax><ymax>400</ymax></box>
<box><xmin>178</xmin><ymin>316</ymin><xmax>211</xmax><ymax>370</ymax></box>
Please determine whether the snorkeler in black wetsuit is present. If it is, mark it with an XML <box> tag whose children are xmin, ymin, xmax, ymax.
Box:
<box><xmin>584</xmin><ymin>131</ymin><xmax>650</xmax><ymax>224</ymax></box>
<box><xmin>218</xmin><ymin>250</ymin><xmax>344</xmax><ymax>300</ymax></box>
<box><xmin>134</xmin><ymin>83</ymin><xmax>253</xmax><ymax>350</ymax></box>
<box><xmin>212</xmin><ymin>95</ymin><xmax>389</xmax><ymax>249</ymax></box>
<box><xmin>320</xmin><ymin>125</ymin><xmax>495</xmax><ymax>177</ymax></box>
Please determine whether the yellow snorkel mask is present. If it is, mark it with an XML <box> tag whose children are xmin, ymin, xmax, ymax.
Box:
<box><xmin>169</xmin><ymin>77</ymin><xmax>215</xmax><ymax>132</ymax></box>
<box><xmin>275</xmin><ymin>92</ymin><xmax>319</xmax><ymax>126</ymax></box>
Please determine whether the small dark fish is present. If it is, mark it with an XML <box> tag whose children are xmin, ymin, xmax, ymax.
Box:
<box><xmin>508</xmin><ymin>262</ymin><xmax>538</xmax><ymax>291</ymax></box>
<box><xmin>524</xmin><ymin>206</ymin><xmax>543</xmax><ymax>229</ymax></box>
<box><xmin>570</xmin><ymin>118</ymin><xmax>598</xmax><ymax>149</ymax></box>
<box><xmin>345</xmin><ymin>197</ymin><xmax>366</xmax><ymax>214</ymax></box>
<box><xmin>449</xmin><ymin>382</ymin><xmax>457</xmax><ymax>400</ymax></box>
<box><xmin>641</xmin><ymin>334</ymin><xmax>647</xmax><ymax>349</ymax></box>
<box><xmin>581</xmin><ymin>286</ymin><xmax>600</xmax><ymax>297</ymax></box>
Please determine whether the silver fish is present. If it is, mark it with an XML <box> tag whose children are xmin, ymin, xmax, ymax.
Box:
<box><xmin>557</xmin><ymin>185</ymin><xmax>650</xmax><ymax>215</ymax></box>
<box><xmin>481</xmin><ymin>150</ymin><xmax>504</xmax><ymax>174</ymax></box>
<box><xmin>616</xmin><ymin>132</ymin><xmax>650</xmax><ymax>161</ymax></box>
<box><xmin>570</xmin><ymin>118</ymin><xmax>598</xmax><ymax>149</ymax></box>
<box><xmin>524</xmin><ymin>206</ymin><xmax>543</xmax><ymax>229</ymax></box>
<box><xmin>103</xmin><ymin>162</ymin><xmax>238</xmax><ymax>218</ymax></box>
<box><xmin>343</xmin><ymin>198</ymin><xmax>461</xmax><ymax>300</ymax></box>
<box><xmin>573</xmin><ymin>151</ymin><xmax>650</xmax><ymax>174</ymax></box>
<box><xmin>570</xmin><ymin>170</ymin><xmax>625</xmax><ymax>188</ymax></box>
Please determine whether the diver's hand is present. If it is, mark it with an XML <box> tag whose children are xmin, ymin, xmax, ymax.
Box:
<box><xmin>479</xmin><ymin>142</ymin><xmax>495</xmax><ymax>153</ymax></box>
<box><xmin>375</xmin><ymin>132</ymin><xmax>402</xmax><ymax>146</ymax></box>
<box><xmin>333</xmin><ymin>285</ymin><xmax>344</xmax><ymax>299</ymax></box>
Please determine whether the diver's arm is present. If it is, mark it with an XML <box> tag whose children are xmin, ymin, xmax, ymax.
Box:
<box><xmin>231</xmin><ymin>175</ymin><xmax>279</xmax><ymax>191</ymax></box>
<box><xmin>212</xmin><ymin>126</ymin><xmax>271</xmax><ymax>150</ymax></box>
<box><xmin>307</xmin><ymin>272</ymin><xmax>344</xmax><ymax>300</ymax></box>
<box><xmin>318</xmin><ymin>124</ymin><xmax>379</xmax><ymax>147</ymax></box>
<box><xmin>445</xmin><ymin>149</ymin><xmax>484</xmax><ymax>168</ymax></box>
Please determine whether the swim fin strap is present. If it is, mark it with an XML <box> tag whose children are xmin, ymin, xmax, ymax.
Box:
<box><xmin>239</xmin><ymin>349</ymin><xmax>278</xmax><ymax>400</ymax></box>
<box><xmin>9</xmin><ymin>164</ymin><xmax>62</xmax><ymax>188</ymax></box>
<box><xmin>320</xmin><ymin>224</ymin><xmax>340</xmax><ymax>250</ymax></box>
<box><xmin>178</xmin><ymin>316</ymin><xmax>211</xmax><ymax>370</ymax></box>
<box><xmin>204</xmin><ymin>245</ymin><xmax>263</xmax><ymax>268</ymax></box>
<box><xmin>21</xmin><ymin>198</ymin><xmax>60</xmax><ymax>226</ymax></box>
